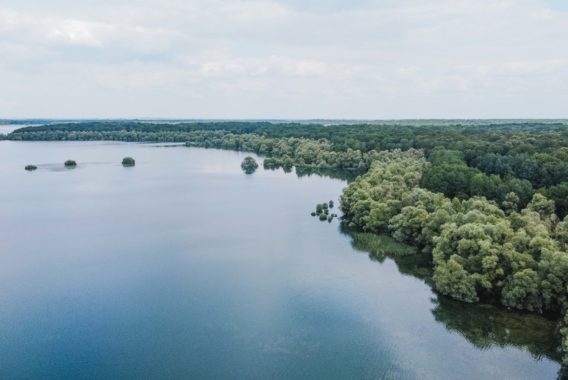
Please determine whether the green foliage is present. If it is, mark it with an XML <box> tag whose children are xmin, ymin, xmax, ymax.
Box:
<box><xmin>263</xmin><ymin>157</ymin><xmax>279</xmax><ymax>169</ymax></box>
<box><xmin>122</xmin><ymin>157</ymin><xmax>135</xmax><ymax>167</ymax></box>
<box><xmin>64</xmin><ymin>160</ymin><xmax>77</xmax><ymax>167</ymax></box>
<box><xmin>421</xmin><ymin>148</ymin><xmax>534</xmax><ymax>206</ymax></box>
<box><xmin>240</xmin><ymin>156</ymin><xmax>258</xmax><ymax>174</ymax></box>
<box><xmin>340</xmin><ymin>147</ymin><xmax>568</xmax><ymax>356</ymax></box>
<box><xmin>501</xmin><ymin>269</ymin><xmax>542</xmax><ymax>312</ymax></box>
<box><xmin>502</xmin><ymin>192</ymin><xmax>520</xmax><ymax>214</ymax></box>
<box><xmin>433</xmin><ymin>257</ymin><xmax>479</xmax><ymax>303</ymax></box>
<box><xmin>543</xmin><ymin>182</ymin><xmax>568</xmax><ymax>220</ymax></box>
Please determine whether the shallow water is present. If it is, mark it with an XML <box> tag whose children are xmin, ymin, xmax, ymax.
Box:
<box><xmin>0</xmin><ymin>141</ymin><xmax>562</xmax><ymax>379</ymax></box>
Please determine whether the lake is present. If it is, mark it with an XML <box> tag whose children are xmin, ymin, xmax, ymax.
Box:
<box><xmin>0</xmin><ymin>141</ymin><xmax>563</xmax><ymax>379</ymax></box>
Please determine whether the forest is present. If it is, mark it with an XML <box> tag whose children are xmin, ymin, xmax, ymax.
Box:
<box><xmin>6</xmin><ymin>119</ymin><xmax>568</xmax><ymax>363</ymax></box>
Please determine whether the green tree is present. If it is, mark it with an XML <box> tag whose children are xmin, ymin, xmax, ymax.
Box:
<box><xmin>241</xmin><ymin>156</ymin><xmax>258</xmax><ymax>174</ymax></box>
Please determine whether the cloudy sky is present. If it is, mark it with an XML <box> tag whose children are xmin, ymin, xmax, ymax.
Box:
<box><xmin>1</xmin><ymin>0</ymin><xmax>567</xmax><ymax>119</ymax></box>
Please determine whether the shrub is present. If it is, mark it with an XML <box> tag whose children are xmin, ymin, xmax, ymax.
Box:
<box><xmin>122</xmin><ymin>157</ymin><xmax>135</xmax><ymax>167</ymax></box>
<box><xmin>64</xmin><ymin>160</ymin><xmax>77</xmax><ymax>167</ymax></box>
<box><xmin>25</xmin><ymin>165</ymin><xmax>37</xmax><ymax>171</ymax></box>
<box><xmin>241</xmin><ymin>156</ymin><xmax>258</xmax><ymax>174</ymax></box>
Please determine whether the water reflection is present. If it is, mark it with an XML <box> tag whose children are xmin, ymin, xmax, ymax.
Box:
<box><xmin>342</xmin><ymin>227</ymin><xmax>565</xmax><ymax>377</ymax></box>
<box><xmin>262</xmin><ymin>164</ymin><xmax>360</xmax><ymax>182</ymax></box>
<box><xmin>294</xmin><ymin>166</ymin><xmax>361</xmax><ymax>182</ymax></box>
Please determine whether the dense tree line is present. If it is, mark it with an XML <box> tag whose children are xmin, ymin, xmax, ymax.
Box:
<box><xmin>421</xmin><ymin>148</ymin><xmax>534</xmax><ymax>207</ymax></box>
<box><xmin>8</xmin><ymin>121</ymin><xmax>568</xmax><ymax>216</ymax></box>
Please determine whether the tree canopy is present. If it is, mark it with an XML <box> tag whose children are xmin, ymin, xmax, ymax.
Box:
<box><xmin>241</xmin><ymin>156</ymin><xmax>258</xmax><ymax>174</ymax></box>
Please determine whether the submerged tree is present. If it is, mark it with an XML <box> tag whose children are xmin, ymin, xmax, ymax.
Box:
<box><xmin>263</xmin><ymin>157</ymin><xmax>279</xmax><ymax>169</ymax></box>
<box><xmin>122</xmin><ymin>157</ymin><xmax>135</xmax><ymax>167</ymax></box>
<box><xmin>241</xmin><ymin>156</ymin><xmax>258</xmax><ymax>174</ymax></box>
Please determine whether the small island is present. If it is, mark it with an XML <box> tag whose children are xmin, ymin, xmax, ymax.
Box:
<box><xmin>25</xmin><ymin>165</ymin><xmax>37</xmax><ymax>171</ymax></box>
<box><xmin>64</xmin><ymin>160</ymin><xmax>77</xmax><ymax>167</ymax></box>
<box><xmin>241</xmin><ymin>156</ymin><xmax>258</xmax><ymax>174</ymax></box>
<box><xmin>122</xmin><ymin>157</ymin><xmax>135</xmax><ymax>167</ymax></box>
<box><xmin>312</xmin><ymin>201</ymin><xmax>337</xmax><ymax>222</ymax></box>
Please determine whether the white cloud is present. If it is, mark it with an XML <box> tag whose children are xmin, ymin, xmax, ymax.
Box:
<box><xmin>0</xmin><ymin>0</ymin><xmax>567</xmax><ymax>118</ymax></box>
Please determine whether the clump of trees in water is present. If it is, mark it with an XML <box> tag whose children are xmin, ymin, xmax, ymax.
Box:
<box><xmin>241</xmin><ymin>156</ymin><xmax>258</xmax><ymax>174</ymax></box>
<box><xmin>122</xmin><ymin>157</ymin><xmax>135</xmax><ymax>167</ymax></box>
<box><xmin>64</xmin><ymin>160</ymin><xmax>77</xmax><ymax>167</ymax></box>
<box><xmin>25</xmin><ymin>165</ymin><xmax>37</xmax><ymax>171</ymax></box>
<box><xmin>312</xmin><ymin>201</ymin><xmax>338</xmax><ymax>222</ymax></box>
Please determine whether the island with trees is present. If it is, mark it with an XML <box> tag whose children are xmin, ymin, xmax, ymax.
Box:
<box><xmin>6</xmin><ymin>119</ymin><xmax>568</xmax><ymax>364</ymax></box>
<box><xmin>241</xmin><ymin>156</ymin><xmax>258</xmax><ymax>174</ymax></box>
<box><xmin>122</xmin><ymin>157</ymin><xmax>135</xmax><ymax>167</ymax></box>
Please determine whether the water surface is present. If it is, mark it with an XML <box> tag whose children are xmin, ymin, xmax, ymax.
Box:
<box><xmin>0</xmin><ymin>141</ymin><xmax>562</xmax><ymax>379</ymax></box>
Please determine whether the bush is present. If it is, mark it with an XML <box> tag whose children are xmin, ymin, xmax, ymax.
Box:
<box><xmin>319</xmin><ymin>213</ymin><xmax>328</xmax><ymax>221</ymax></box>
<box><xmin>64</xmin><ymin>160</ymin><xmax>77</xmax><ymax>167</ymax></box>
<box><xmin>25</xmin><ymin>165</ymin><xmax>37</xmax><ymax>171</ymax></box>
<box><xmin>241</xmin><ymin>156</ymin><xmax>258</xmax><ymax>174</ymax></box>
<box><xmin>122</xmin><ymin>157</ymin><xmax>135</xmax><ymax>167</ymax></box>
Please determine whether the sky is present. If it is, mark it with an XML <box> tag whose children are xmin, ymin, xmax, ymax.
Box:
<box><xmin>0</xmin><ymin>0</ymin><xmax>567</xmax><ymax>119</ymax></box>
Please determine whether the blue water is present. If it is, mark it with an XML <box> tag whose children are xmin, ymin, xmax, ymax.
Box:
<box><xmin>0</xmin><ymin>141</ymin><xmax>562</xmax><ymax>379</ymax></box>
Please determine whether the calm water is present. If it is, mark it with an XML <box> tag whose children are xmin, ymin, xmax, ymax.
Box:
<box><xmin>0</xmin><ymin>141</ymin><xmax>563</xmax><ymax>379</ymax></box>
<box><xmin>0</xmin><ymin>124</ymin><xmax>35</xmax><ymax>134</ymax></box>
